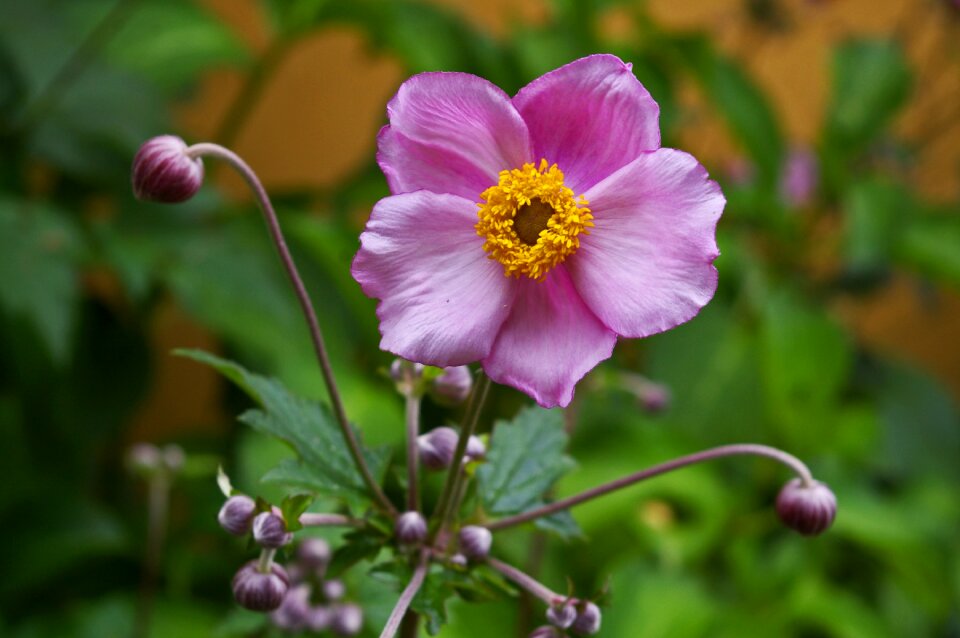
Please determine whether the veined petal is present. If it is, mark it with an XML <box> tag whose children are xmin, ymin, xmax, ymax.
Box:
<box><xmin>570</xmin><ymin>148</ymin><xmax>724</xmax><ymax>338</ymax></box>
<box><xmin>379</xmin><ymin>73</ymin><xmax>532</xmax><ymax>197</ymax></box>
<box><xmin>513</xmin><ymin>54</ymin><xmax>660</xmax><ymax>194</ymax></box>
<box><xmin>482</xmin><ymin>268</ymin><xmax>616</xmax><ymax>408</ymax></box>
<box><xmin>352</xmin><ymin>192</ymin><xmax>516</xmax><ymax>365</ymax></box>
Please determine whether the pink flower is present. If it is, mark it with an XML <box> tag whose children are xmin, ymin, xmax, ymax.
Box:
<box><xmin>352</xmin><ymin>55</ymin><xmax>724</xmax><ymax>408</ymax></box>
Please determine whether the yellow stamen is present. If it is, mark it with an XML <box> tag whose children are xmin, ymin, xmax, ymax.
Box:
<box><xmin>475</xmin><ymin>159</ymin><xmax>593</xmax><ymax>280</ymax></box>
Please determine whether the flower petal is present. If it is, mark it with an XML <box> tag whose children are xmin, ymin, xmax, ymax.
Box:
<box><xmin>482</xmin><ymin>268</ymin><xmax>616</xmax><ymax>408</ymax></box>
<box><xmin>512</xmin><ymin>54</ymin><xmax>660</xmax><ymax>194</ymax></box>
<box><xmin>378</xmin><ymin>73</ymin><xmax>532</xmax><ymax>199</ymax></box>
<box><xmin>352</xmin><ymin>191</ymin><xmax>516</xmax><ymax>365</ymax></box>
<box><xmin>569</xmin><ymin>148</ymin><xmax>724</xmax><ymax>338</ymax></box>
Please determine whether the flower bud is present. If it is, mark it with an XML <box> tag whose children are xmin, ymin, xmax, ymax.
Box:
<box><xmin>546</xmin><ymin>602</ymin><xmax>577</xmax><ymax>629</ymax></box>
<box><xmin>218</xmin><ymin>495</ymin><xmax>257</xmax><ymax>536</ymax></box>
<box><xmin>449</xmin><ymin>553</ymin><xmax>468</xmax><ymax>568</ymax></box>
<box><xmin>571</xmin><ymin>602</ymin><xmax>601</xmax><ymax>635</ymax></box>
<box><xmin>269</xmin><ymin>583</ymin><xmax>311</xmax><ymax>630</ymax></box>
<box><xmin>322</xmin><ymin>579</ymin><xmax>346</xmax><ymax>601</ymax></box>
<box><xmin>459</xmin><ymin>525</ymin><xmax>492</xmax><ymax>560</ymax></box>
<box><xmin>430</xmin><ymin>366</ymin><xmax>472</xmax><ymax>405</ymax></box>
<box><xmin>127</xmin><ymin>443</ymin><xmax>162</xmax><ymax>474</ymax></box>
<box><xmin>307</xmin><ymin>605</ymin><xmax>332</xmax><ymax>632</ymax></box>
<box><xmin>232</xmin><ymin>561</ymin><xmax>289</xmax><ymax>612</ymax></box>
<box><xmin>395</xmin><ymin>511</ymin><xmax>427</xmax><ymax>545</ymax></box>
<box><xmin>132</xmin><ymin>135</ymin><xmax>204</xmax><ymax>203</ymax></box>
<box><xmin>465</xmin><ymin>435</ymin><xmax>486</xmax><ymax>462</ymax></box>
<box><xmin>389</xmin><ymin>359</ymin><xmax>424</xmax><ymax>385</ymax></box>
<box><xmin>529</xmin><ymin>627</ymin><xmax>564</xmax><ymax>638</ymax></box>
<box><xmin>330</xmin><ymin>603</ymin><xmax>363</xmax><ymax>636</ymax></box>
<box><xmin>297</xmin><ymin>538</ymin><xmax>331</xmax><ymax>571</ymax></box>
<box><xmin>162</xmin><ymin>444</ymin><xmax>185</xmax><ymax>472</ymax></box>
<box><xmin>418</xmin><ymin>426</ymin><xmax>458</xmax><ymax>470</ymax></box>
<box><xmin>776</xmin><ymin>478</ymin><xmax>837</xmax><ymax>536</ymax></box>
<box><xmin>253</xmin><ymin>511</ymin><xmax>293</xmax><ymax>548</ymax></box>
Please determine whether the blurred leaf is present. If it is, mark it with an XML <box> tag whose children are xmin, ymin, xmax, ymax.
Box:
<box><xmin>603</xmin><ymin>567</ymin><xmax>718</xmax><ymax>638</ymax></box>
<box><xmin>177</xmin><ymin>349</ymin><xmax>387</xmax><ymax>504</ymax></box>
<box><xmin>0</xmin><ymin>197</ymin><xmax>81</xmax><ymax>363</ymax></box>
<box><xmin>327</xmin><ymin>529</ymin><xmax>383</xmax><ymax>578</ymax></box>
<box><xmin>895</xmin><ymin>212</ymin><xmax>960</xmax><ymax>288</ymax></box>
<box><xmin>533</xmin><ymin>507</ymin><xmax>583</xmax><ymax>541</ymax></box>
<box><xmin>411</xmin><ymin>566</ymin><xmax>456</xmax><ymax>635</ymax></box>
<box><xmin>476</xmin><ymin>406</ymin><xmax>574</xmax><ymax>516</ymax></box>
<box><xmin>825</xmin><ymin>39</ymin><xmax>911</xmax><ymax>151</ymax></box>
<box><xmin>843</xmin><ymin>179</ymin><xmax>906</xmax><ymax>276</ymax></box>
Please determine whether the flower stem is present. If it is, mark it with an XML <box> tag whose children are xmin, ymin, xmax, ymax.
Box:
<box><xmin>185</xmin><ymin>142</ymin><xmax>396</xmax><ymax>517</ymax></box>
<box><xmin>299</xmin><ymin>513</ymin><xmax>361</xmax><ymax>527</ymax></box>
<box><xmin>406</xmin><ymin>390</ymin><xmax>422</xmax><ymax>512</ymax></box>
<box><xmin>379</xmin><ymin>554</ymin><xmax>429</xmax><ymax>638</ymax></box>
<box><xmin>487</xmin><ymin>443</ymin><xmax>815</xmax><ymax>532</ymax></box>
<box><xmin>431</xmin><ymin>374</ymin><xmax>491</xmax><ymax>535</ymax></box>
<box><xmin>257</xmin><ymin>548</ymin><xmax>277</xmax><ymax>573</ymax></box>
<box><xmin>485</xmin><ymin>557</ymin><xmax>562</xmax><ymax>606</ymax></box>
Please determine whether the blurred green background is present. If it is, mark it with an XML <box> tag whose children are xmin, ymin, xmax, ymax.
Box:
<box><xmin>1</xmin><ymin>0</ymin><xmax>959</xmax><ymax>636</ymax></box>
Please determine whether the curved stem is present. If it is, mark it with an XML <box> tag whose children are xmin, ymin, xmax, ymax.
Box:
<box><xmin>257</xmin><ymin>548</ymin><xmax>277</xmax><ymax>573</ymax></box>
<box><xmin>431</xmin><ymin>374</ymin><xmax>491</xmax><ymax>535</ymax></box>
<box><xmin>185</xmin><ymin>143</ymin><xmax>396</xmax><ymax>517</ymax></box>
<box><xmin>380</xmin><ymin>554</ymin><xmax>429</xmax><ymax>638</ymax></box>
<box><xmin>487</xmin><ymin>443</ymin><xmax>815</xmax><ymax>532</ymax></box>
<box><xmin>485</xmin><ymin>557</ymin><xmax>563</xmax><ymax>606</ymax></box>
<box><xmin>299</xmin><ymin>513</ymin><xmax>361</xmax><ymax>527</ymax></box>
<box><xmin>406</xmin><ymin>391</ymin><xmax>422</xmax><ymax>512</ymax></box>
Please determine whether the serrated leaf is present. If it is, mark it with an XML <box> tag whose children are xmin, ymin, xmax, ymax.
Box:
<box><xmin>177</xmin><ymin>349</ymin><xmax>387</xmax><ymax>504</ymax></box>
<box><xmin>326</xmin><ymin>531</ymin><xmax>383</xmax><ymax>578</ymax></box>
<box><xmin>476</xmin><ymin>406</ymin><xmax>575</xmax><ymax>516</ymax></box>
<box><xmin>411</xmin><ymin>566</ymin><xmax>455</xmax><ymax>635</ymax></box>
<box><xmin>279</xmin><ymin>494</ymin><xmax>313</xmax><ymax>532</ymax></box>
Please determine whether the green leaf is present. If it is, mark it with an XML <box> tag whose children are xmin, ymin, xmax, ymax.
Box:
<box><xmin>176</xmin><ymin>349</ymin><xmax>388</xmax><ymax>504</ymax></box>
<box><xmin>279</xmin><ymin>493</ymin><xmax>313</xmax><ymax>532</ymax></box>
<box><xmin>476</xmin><ymin>406</ymin><xmax>574</xmax><ymax>516</ymax></box>
<box><xmin>326</xmin><ymin>530</ymin><xmax>384</xmax><ymax>578</ymax></box>
<box><xmin>0</xmin><ymin>198</ymin><xmax>81</xmax><ymax>363</ymax></box>
<box><xmin>895</xmin><ymin>212</ymin><xmax>960</xmax><ymax>288</ymax></box>
<box><xmin>825</xmin><ymin>39</ymin><xmax>911</xmax><ymax>151</ymax></box>
<box><xmin>533</xmin><ymin>507</ymin><xmax>583</xmax><ymax>541</ymax></box>
<box><xmin>843</xmin><ymin>179</ymin><xmax>906</xmax><ymax>275</ymax></box>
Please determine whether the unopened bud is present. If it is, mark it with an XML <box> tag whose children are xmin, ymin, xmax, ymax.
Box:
<box><xmin>307</xmin><ymin>605</ymin><xmax>332</xmax><ymax>632</ymax></box>
<box><xmin>395</xmin><ymin>511</ymin><xmax>427</xmax><ymax>545</ymax></box>
<box><xmin>322</xmin><ymin>579</ymin><xmax>346</xmax><ymax>601</ymax></box>
<box><xmin>297</xmin><ymin>538</ymin><xmax>331</xmax><ymax>571</ymax></box>
<box><xmin>449</xmin><ymin>553</ymin><xmax>468</xmax><ymax>568</ymax></box>
<box><xmin>269</xmin><ymin>583</ymin><xmax>311</xmax><ymax>630</ymax></box>
<box><xmin>776</xmin><ymin>478</ymin><xmax>837</xmax><ymax>536</ymax></box>
<box><xmin>132</xmin><ymin>135</ymin><xmax>204</xmax><ymax>203</ymax></box>
<box><xmin>571</xmin><ymin>602</ymin><xmax>601</xmax><ymax>635</ymax></box>
<box><xmin>162</xmin><ymin>444</ymin><xmax>185</xmax><ymax>472</ymax></box>
<box><xmin>127</xmin><ymin>443</ymin><xmax>162</xmax><ymax>474</ymax></box>
<box><xmin>430</xmin><ymin>366</ymin><xmax>472</xmax><ymax>405</ymax></box>
<box><xmin>459</xmin><ymin>525</ymin><xmax>492</xmax><ymax>560</ymax></box>
<box><xmin>330</xmin><ymin>603</ymin><xmax>363</xmax><ymax>636</ymax></box>
<box><xmin>418</xmin><ymin>427</ymin><xmax>458</xmax><ymax>470</ymax></box>
<box><xmin>529</xmin><ymin>627</ymin><xmax>564</xmax><ymax>638</ymax></box>
<box><xmin>546</xmin><ymin>602</ymin><xmax>577</xmax><ymax>629</ymax></box>
<box><xmin>218</xmin><ymin>495</ymin><xmax>257</xmax><ymax>536</ymax></box>
<box><xmin>465</xmin><ymin>435</ymin><xmax>486</xmax><ymax>462</ymax></box>
<box><xmin>390</xmin><ymin>359</ymin><xmax>424</xmax><ymax>383</ymax></box>
<box><xmin>253</xmin><ymin>511</ymin><xmax>293</xmax><ymax>548</ymax></box>
<box><xmin>232</xmin><ymin>561</ymin><xmax>289</xmax><ymax>612</ymax></box>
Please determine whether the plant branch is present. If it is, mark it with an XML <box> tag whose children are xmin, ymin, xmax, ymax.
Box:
<box><xmin>406</xmin><ymin>388</ymin><xmax>422</xmax><ymax>512</ymax></box>
<box><xmin>379</xmin><ymin>554</ymin><xmax>429</xmax><ymax>638</ymax></box>
<box><xmin>185</xmin><ymin>142</ymin><xmax>396</xmax><ymax>517</ymax></box>
<box><xmin>487</xmin><ymin>443</ymin><xmax>815</xmax><ymax>532</ymax></box>
<box><xmin>486</xmin><ymin>557</ymin><xmax>563</xmax><ymax>605</ymax></box>
<box><xmin>299</xmin><ymin>513</ymin><xmax>361</xmax><ymax>527</ymax></box>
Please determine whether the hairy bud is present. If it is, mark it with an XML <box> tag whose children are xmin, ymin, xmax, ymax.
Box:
<box><xmin>330</xmin><ymin>603</ymin><xmax>363</xmax><ymax>636</ymax></box>
<box><xmin>418</xmin><ymin>426</ymin><xmax>459</xmax><ymax>470</ymax></box>
<box><xmin>253</xmin><ymin>511</ymin><xmax>293</xmax><ymax>548</ymax></box>
<box><xmin>776</xmin><ymin>478</ymin><xmax>837</xmax><ymax>536</ymax></box>
<box><xmin>459</xmin><ymin>525</ymin><xmax>492</xmax><ymax>560</ymax></box>
<box><xmin>546</xmin><ymin>602</ymin><xmax>577</xmax><ymax>629</ymax></box>
<box><xmin>571</xmin><ymin>602</ymin><xmax>602</xmax><ymax>635</ymax></box>
<box><xmin>218</xmin><ymin>495</ymin><xmax>257</xmax><ymax>536</ymax></box>
<box><xmin>430</xmin><ymin>366</ymin><xmax>472</xmax><ymax>405</ymax></box>
<box><xmin>232</xmin><ymin>561</ymin><xmax>289</xmax><ymax>612</ymax></box>
<box><xmin>132</xmin><ymin>135</ymin><xmax>204</xmax><ymax>203</ymax></box>
<box><xmin>395</xmin><ymin>511</ymin><xmax>427</xmax><ymax>545</ymax></box>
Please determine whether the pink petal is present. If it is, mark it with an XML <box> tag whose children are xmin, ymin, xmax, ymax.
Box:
<box><xmin>569</xmin><ymin>148</ymin><xmax>724</xmax><ymax>338</ymax></box>
<box><xmin>352</xmin><ymin>192</ymin><xmax>516</xmax><ymax>365</ymax></box>
<box><xmin>482</xmin><ymin>268</ymin><xmax>616</xmax><ymax>408</ymax></box>
<box><xmin>378</xmin><ymin>73</ymin><xmax>532</xmax><ymax>199</ymax></box>
<box><xmin>512</xmin><ymin>54</ymin><xmax>660</xmax><ymax>194</ymax></box>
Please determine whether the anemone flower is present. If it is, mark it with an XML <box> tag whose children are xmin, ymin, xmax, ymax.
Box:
<box><xmin>352</xmin><ymin>54</ymin><xmax>724</xmax><ymax>407</ymax></box>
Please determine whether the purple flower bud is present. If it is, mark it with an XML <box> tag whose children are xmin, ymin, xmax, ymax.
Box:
<box><xmin>459</xmin><ymin>525</ymin><xmax>492</xmax><ymax>560</ymax></box>
<box><xmin>132</xmin><ymin>135</ymin><xmax>204</xmax><ymax>203</ymax></box>
<box><xmin>418</xmin><ymin>427</ymin><xmax>458</xmax><ymax>470</ymax></box>
<box><xmin>546</xmin><ymin>602</ymin><xmax>577</xmax><ymax>629</ymax></box>
<box><xmin>529</xmin><ymin>626</ymin><xmax>564</xmax><ymax>638</ymax></box>
<box><xmin>395</xmin><ymin>511</ymin><xmax>427</xmax><ymax>544</ymax></box>
<box><xmin>330</xmin><ymin>603</ymin><xmax>363</xmax><ymax>636</ymax></box>
<box><xmin>232</xmin><ymin>561</ymin><xmax>289</xmax><ymax>612</ymax></box>
<box><xmin>465</xmin><ymin>435</ymin><xmax>486</xmax><ymax>461</ymax></box>
<box><xmin>307</xmin><ymin>605</ymin><xmax>332</xmax><ymax>631</ymax></box>
<box><xmin>430</xmin><ymin>366</ymin><xmax>473</xmax><ymax>405</ymax></box>
<box><xmin>389</xmin><ymin>359</ymin><xmax>424</xmax><ymax>382</ymax></box>
<box><xmin>571</xmin><ymin>602</ymin><xmax>602</xmax><ymax>635</ymax></box>
<box><xmin>322</xmin><ymin>579</ymin><xmax>346</xmax><ymax>601</ymax></box>
<box><xmin>780</xmin><ymin>147</ymin><xmax>818</xmax><ymax>208</ymax></box>
<box><xmin>218</xmin><ymin>495</ymin><xmax>257</xmax><ymax>536</ymax></box>
<box><xmin>127</xmin><ymin>443</ymin><xmax>161</xmax><ymax>473</ymax></box>
<box><xmin>162</xmin><ymin>444</ymin><xmax>185</xmax><ymax>472</ymax></box>
<box><xmin>776</xmin><ymin>478</ymin><xmax>837</xmax><ymax>536</ymax></box>
<box><xmin>253</xmin><ymin>511</ymin><xmax>293</xmax><ymax>548</ymax></box>
<box><xmin>297</xmin><ymin>537</ymin><xmax>331</xmax><ymax>571</ymax></box>
<box><xmin>269</xmin><ymin>583</ymin><xmax>312</xmax><ymax>630</ymax></box>
<box><xmin>449</xmin><ymin>553</ymin><xmax>468</xmax><ymax>568</ymax></box>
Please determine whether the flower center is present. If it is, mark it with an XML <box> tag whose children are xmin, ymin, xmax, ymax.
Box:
<box><xmin>475</xmin><ymin>159</ymin><xmax>592</xmax><ymax>280</ymax></box>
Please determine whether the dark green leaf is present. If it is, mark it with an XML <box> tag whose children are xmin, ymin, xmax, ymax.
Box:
<box><xmin>533</xmin><ymin>507</ymin><xmax>583</xmax><ymax>541</ymax></box>
<box><xmin>279</xmin><ymin>493</ymin><xmax>313</xmax><ymax>532</ymax></box>
<box><xmin>843</xmin><ymin>179</ymin><xmax>906</xmax><ymax>275</ymax></box>
<box><xmin>326</xmin><ymin>531</ymin><xmax>384</xmax><ymax>578</ymax></box>
<box><xmin>476</xmin><ymin>406</ymin><xmax>574</xmax><ymax>516</ymax></box>
<box><xmin>895</xmin><ymin>213</ymin><xmax>960</xmax><ymax>288</ymax></box>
